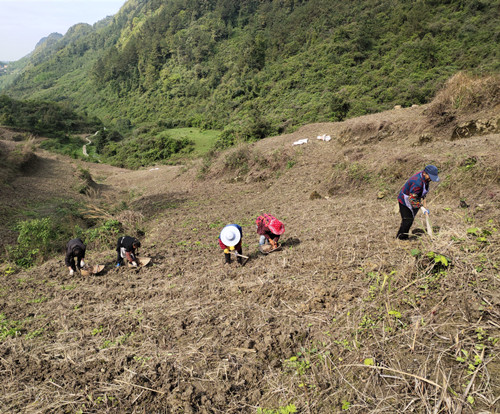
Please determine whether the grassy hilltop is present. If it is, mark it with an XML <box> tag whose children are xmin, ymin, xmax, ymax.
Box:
<box><xmin>0</xmin><ymin>73</ymin><xmax>499</xmax><ymax>412</ymax></box>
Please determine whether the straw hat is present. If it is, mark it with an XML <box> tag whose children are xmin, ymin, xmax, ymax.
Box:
<box><xmin>220</xmin><ymin>225</ymin><xmax>241</xmax><ymax>246</ymax></box>
<box><xmin>268</xmin><ymin>219</ymin><xmax>285</xmax><ymax>235</ymax></box>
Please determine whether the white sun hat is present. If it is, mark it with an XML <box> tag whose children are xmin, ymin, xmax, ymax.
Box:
<box><xmin>220</xmin><ymin>224</ymin><xmax>241</xmax><ymax>246</ymax></box>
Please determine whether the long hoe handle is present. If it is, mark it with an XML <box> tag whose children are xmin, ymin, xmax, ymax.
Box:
<box><xmin>420</xmin><ymin>207</ymin><xmax>433</xmax><ymax>237</ymax></box>
<box><xmin>231</xmin><ymin>251</ymin><xmax>249</xmax><ymax>259</ymax></box>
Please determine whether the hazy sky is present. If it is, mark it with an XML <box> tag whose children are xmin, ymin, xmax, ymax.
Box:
<box><xmin>0</xmin><ymin>0</ymin><xmax>126</xmax><ymax>62</ymax></box>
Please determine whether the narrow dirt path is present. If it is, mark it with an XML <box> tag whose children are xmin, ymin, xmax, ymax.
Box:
<box><xmin>82</xmin><ymin>136</ymin><xmax>92</xmax><ymax>156</ymax></box>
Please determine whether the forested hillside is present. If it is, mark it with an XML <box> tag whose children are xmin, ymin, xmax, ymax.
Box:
<box><xmin>1</xmin><ymin>0</ymin><xmax>499</xmax><ymax>140</ymax></box>
<box><xmin>0</xmin><ymin>95</ymin><xmax>101</xmax><ymax>136</ymax></box>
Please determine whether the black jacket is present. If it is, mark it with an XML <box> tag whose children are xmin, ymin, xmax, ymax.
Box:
<box><xmin>116</xmin><ymin>236</ymin><xmax>139</xmax><ymax>252</ymax></box>
<box><xmin>116</xmin><ymin>236</ymin><xmax>140</xmax><ymax>263</ymax></box>
<box><xmin>65</xmin><ymin>238</ymin><xmax>86</xmax><ymax>267</ymax></box>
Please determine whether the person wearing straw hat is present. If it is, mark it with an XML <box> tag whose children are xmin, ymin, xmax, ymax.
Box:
<box><xmin>65</xmin><ymin>238</ymin><xmax>86</xmax><ymax>276</ymax></box>
<box><xmin>397</xmin><ymin>165</ymin><xmax>440</xmax><ymax>240</ymax></box>
<box><xmin>256</xmin><ymin>214</ymin><xmax>285</xmax><ymax>250</ymax></box>
<box><xmin>219</xmin><ymin>224</ymin><xmax>243</xmax><ymax>265</ymax></box>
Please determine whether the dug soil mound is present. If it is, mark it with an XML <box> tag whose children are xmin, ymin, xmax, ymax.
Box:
<box><xmin>1</xmin><ymin>88</ymin><xmax>500</xmax><ymax>412</ymax></box>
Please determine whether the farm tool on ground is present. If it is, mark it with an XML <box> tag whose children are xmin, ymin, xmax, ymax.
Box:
<box><xmin>258</xmin><ymin>244</ymin><xmax>282</xmax><ymax>255</ymax></box>
<box><xmin>230</xmin><ymin>251</ymin><xmax>249</xmax><ymax>265</ymax></box>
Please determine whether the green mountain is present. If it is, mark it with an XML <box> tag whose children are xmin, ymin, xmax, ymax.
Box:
<box><xmin>1</xmin><ymin>0</ymin><xmax>499</xmax><ymax>138</ymax></box>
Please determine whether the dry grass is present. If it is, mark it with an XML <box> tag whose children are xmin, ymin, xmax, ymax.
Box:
<box><xmin>427</xmin><ymin>72</ymin><xmax>500</xmax><ymax>118</ymax></box>
<box><xmin>3</xmin><ymin>181</ymin><xmax>499</xmax><ymax>412</ymax></box>
<box><xmin>205</xmin><ymin>142</ymin><xmax>295</xmax><ymax>182</ymax></box>
<box><xmin>1</xmin><ymin>79</ymin><xmax>500</xmax><ymax>413</ymax></box>
<box><xmin>5</xmin><ymin>138</ymin><xmax>37</xmax><ymax>172</ymax></box>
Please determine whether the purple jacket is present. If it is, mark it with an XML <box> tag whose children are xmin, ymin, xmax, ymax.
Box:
<box><xmin>398</xmin><ymin>171</ymin><xmax>428</xmax><ymax>214</ymax></box>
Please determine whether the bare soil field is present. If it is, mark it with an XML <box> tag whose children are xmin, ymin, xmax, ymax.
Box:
<box><xmin>1</xmin><ymin>76</ymin><xmax>500</xmax><ymax>413</ymax></box>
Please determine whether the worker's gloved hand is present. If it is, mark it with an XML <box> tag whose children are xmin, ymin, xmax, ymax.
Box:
<box><xmin>80</xmin><ymin>260</ymin><xmax>85</xmax><ymax>268</ymax></box>
<box><xmin>69</xmin><ymin>269</ymin><xmax>74</xmax><ymax>276</ymax></box>
<box><xmin>116</xmin><ymin>263</ymin><xmax>121</xmax><ymax>268</ymax></box>
<box><xmin>422</xmin><ymin>208</ymin><xmax>429</xmax><ymax>215</ymax></box>
<box><xmin>132</xmin><ymin>261</ymin><xmax>138</xmax><ymax>267</ymax></box>
<box><xmin>270</xmin><ymin>240</ymin><xmax>278</xmax><ymax>249</ymax></box>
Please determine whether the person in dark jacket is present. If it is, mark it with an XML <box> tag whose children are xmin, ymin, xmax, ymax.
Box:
<box><xmin>397</xmin><ymin>165</ymin><xmax>440</xmax><ymax>240</ymax></box>
<box><xmin>256</xmin><ymin>214</ymin><xmax>285</xmax><ymax>250</ymax></box>
<box><xmin>65</xmin><ymin>238</ymin><xmax>86</xmax><ymax>275</ymax></box>
<box><xmin>116</xmin><ymin>236</ymin><xmax>141</xmax><ymax>267</ymax></box>
<box><xmin>219</xmin><ymin>224</ymin><xmax>243</xmax><ymax>265</ymax></box>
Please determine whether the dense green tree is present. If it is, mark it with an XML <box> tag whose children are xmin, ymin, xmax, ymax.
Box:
<box><xmin>0</xmin><ymin>95</ymin><xmax>100</xmax><ymax>135</ymax></box>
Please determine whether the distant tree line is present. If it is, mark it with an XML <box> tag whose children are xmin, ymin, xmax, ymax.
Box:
<box><xmin>0</xmin><ymin>95</ymin><xmax>101</xmax><ymax>136</ymax></box>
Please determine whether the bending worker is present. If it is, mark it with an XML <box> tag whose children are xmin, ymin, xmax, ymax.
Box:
<box><xmin>116</xmin><ymin>236</ymin><xmax>141</xmax><ymax>267</ymax></box>
<box><xmin>397</xmin><ymin>164</ymin><xmax>440</xmax><ymax>240</ymax></box>
<box><xmin>256</xmin><ymin>214</ymin><xmax>285</xmax><ymax>249</ymax></box>
<box><xmin>219</xmin><ymin>224</ymin><xmax>243</xmax><ymax>265</ymax></box>
<box><xmin>65</xmin><ymin>238</ymin><xmax>86</xmax><ymax>276</ymax></box>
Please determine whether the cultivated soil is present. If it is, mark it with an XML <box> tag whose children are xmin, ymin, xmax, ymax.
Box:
<box><xmin>1</xmin><ymin>82</ymin><xmax>500</xmax><ymax>413</ymax></box>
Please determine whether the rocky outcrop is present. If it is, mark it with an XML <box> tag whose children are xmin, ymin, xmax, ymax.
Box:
<box><xmin>451</xmin><ymin>118</ymin><xmax>500</xmax><ymax>140</ymax></box>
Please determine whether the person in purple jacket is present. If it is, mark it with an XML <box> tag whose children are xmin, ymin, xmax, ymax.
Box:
<box><xmin>396</xmin><ymin>165</ymin><xmax>439</xmax><ymax>240</ymax></box>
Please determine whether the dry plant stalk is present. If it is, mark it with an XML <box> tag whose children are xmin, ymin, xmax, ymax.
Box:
<box><xmin>80</xmin><ymin>204</ymin><xmax>114</xmax><ymax>221</ymax></box>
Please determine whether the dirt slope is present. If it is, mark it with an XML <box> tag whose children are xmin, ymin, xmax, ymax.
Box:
<box><xmin>1</xmin><ymin>96</ymin><xmax>500</xmax><ymax>413</ymax></box>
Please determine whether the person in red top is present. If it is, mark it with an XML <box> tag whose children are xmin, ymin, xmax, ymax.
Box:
<box><xmin>256</xmin><ymin>214</ymin><xmax>285</xmax><ymax>249</ymax></box>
